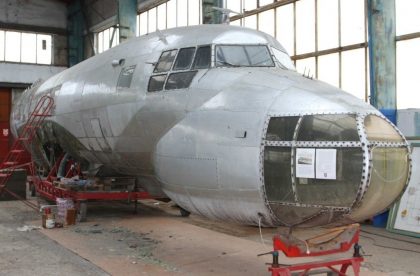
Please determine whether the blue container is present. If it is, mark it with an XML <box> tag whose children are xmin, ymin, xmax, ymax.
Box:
<box><xmin>373</xmin><ymin>211</ymin><xmax>389</xmax><ymax>228</ymax></box>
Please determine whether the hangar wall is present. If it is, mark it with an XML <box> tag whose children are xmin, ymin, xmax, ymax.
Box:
<box><xmin>0</xmin><ymin>0</ymin><xmax>66</xmax><ymax>29</ymax></box>
<box><xmin>0</xmin><ymin>0</ymin><xmax>69</xmax><ymax>159</ymax></box>
<box><xmin>0</xmin><ymin>0</ymin><xmax>68</xmax><ymax>86</ymax></box>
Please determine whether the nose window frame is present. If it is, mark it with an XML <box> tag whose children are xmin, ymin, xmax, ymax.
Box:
<box><xmin>263</xmin><ymin>113</ymin><xmax>365</xmax><ymax>209</ymax></box>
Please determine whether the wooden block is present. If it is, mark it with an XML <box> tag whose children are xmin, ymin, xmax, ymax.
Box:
<box><xmin>66</xmin><ymin>208</ymin><xmax>76</xmax><ymax>225</ymax></box>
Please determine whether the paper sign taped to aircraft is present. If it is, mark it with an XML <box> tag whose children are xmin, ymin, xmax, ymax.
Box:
<box><xmin>296</xmin><ymin>148</ymin><xmax>315</xmax><ymax>179</ymax></box>
<box><xmin>316</xmin><ymin>149</ymin><xmax>337</xmax><ymax>180</ymax></box>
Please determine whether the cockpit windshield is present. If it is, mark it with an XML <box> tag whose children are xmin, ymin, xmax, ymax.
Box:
<box><xmin>215</xmin><ymin>45</ymin><xmax>274</xmax><ymax>67</ymax></box>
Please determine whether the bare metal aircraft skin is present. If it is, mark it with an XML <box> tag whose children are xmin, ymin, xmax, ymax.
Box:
<box><xmin>11</xmin><ymin>25</ymin><xmax>411</xmax><ymax>227</ymax></box>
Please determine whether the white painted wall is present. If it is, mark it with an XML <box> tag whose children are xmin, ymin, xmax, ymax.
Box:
<box><xmin>0</xmin><ymin>0</ymin><xmax>66</xmax><ymax>29</ymax></box>
<box><xmin>0</xmin><ymin>62</ymin><xmax>65</xmax><ymax>84</ymax></box>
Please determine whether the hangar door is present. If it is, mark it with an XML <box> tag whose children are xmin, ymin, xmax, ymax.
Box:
<box><xmin>0</xmin><ymin>88</ymin><xmax>11</xmax><ymax>162</ymax></box>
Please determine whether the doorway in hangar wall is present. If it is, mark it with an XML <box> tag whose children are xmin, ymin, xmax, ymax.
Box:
<box><xmin>0</xmin><ymin>88</ymin><xmax>11</xmax><ymax>162</ymax></box>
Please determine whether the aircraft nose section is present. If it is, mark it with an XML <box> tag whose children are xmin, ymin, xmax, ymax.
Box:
<box><xmin>347</xmin><ymin>115</ymin><xmax>411</xmax><ymax>222</ymax></box>
<box><xmin>262</xmin><ymin>113</ymin><xmax>410</xmax><ymax>227</ymax></box>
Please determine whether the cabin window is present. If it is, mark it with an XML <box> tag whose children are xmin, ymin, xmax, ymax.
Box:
<box><xmin>154</xmin><ymin>49</ymin><xmax>177</xmax><ymax>73</ymax></box>
<box><xmin>148</xmin><ymin>74</ymin><xmax>166</xmax><ymax>92</ymax></box>
<box><xmin>165</xmin><ymin>71</ymin><xmax>197</xmax><ymax>90</ymax></box>
<box><xmin>173</xmin><ymin>47</ymin><xmax>196</xmax><ymax>70</ymax></box>
<box><xmin>117</xmin><ymin>65</ymin><xmax>136</xmax><ymax>88</ymax></box>
<box><xmin>192</xmin><ymin>46</ymin><xmax>211</xmax><ymax>69</ymax></box>
<box><xmin>215</xmin><ymin>45</ymin><xmax>274</xmax><ymax>67</ymax></box>
<box><xmin>266</xmin><ymin>116</ymin><xmax>299</xmax><ymax>141</ymax></box>
<box><xmin>297</xmin><ymin>114</ymin><xmax>359</xmax><ymax>141</ymax></box>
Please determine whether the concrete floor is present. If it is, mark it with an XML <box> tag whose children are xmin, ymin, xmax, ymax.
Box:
<box><xmin>0</xmin><ymin>201</ymin><xmax>107</xmax><ymax>276</ymax></box>
<box><xmin>0</xmin><ymin>199</ymin><xmax>419</xmax><ymax>276</ymax></box>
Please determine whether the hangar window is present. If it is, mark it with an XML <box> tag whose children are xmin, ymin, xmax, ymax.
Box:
<box><xmin>173</xmin><ymin>47</ymin><xmax>195</xmax><ymax>70</ymax></box>
<box><xmin>96</xmin><ymin>26</ymin><xmax>119</xmax><ymax>54</ymax></box>
<box><xmin>165</xmin><ymin>71</ymin><xmax>197</xmax><ymax>90</ymax></box>
<box><xmin>0</xmin><ymin>31</ymin><xmax>3</xmax><ymax>61</ymax></box>
<box><xmin>137</xmin><ymin>0</ymin><xmax>202</xmax><ymax>36</ymax></box>
<box><xmin>117</xmin><ymin>65</ymin><xmax>136</xmax><ymax>88</ymax></box>
<box><xmin>148</xmin><ymin>74</ymin><xmax>166</xmax><ymax>92</ymax></box>
<box><xmin>154</xmin><ymin>49</ymin><xmax>178</xmax><ymax>73</ymax></box>
<box><xmin>0</xmin><ymin>29</ymin><xmax>52</xmax><ymax>65</ymax></box>
<box><xmin>192</xmin><ymin>46</ymin><xmax>211</xmax><ymax>69</ymax></box>
<box><xmin>297</xmin><ymin>114</ymin><xmax>359</xmax><ymax>141</ymax></box>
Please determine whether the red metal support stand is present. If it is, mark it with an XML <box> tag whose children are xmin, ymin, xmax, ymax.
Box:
<box><xmin>265</xmin><ymin>224</ymin><xmax>364</xmax><ymax>276</ymax></box>
<box><xmin>30</xmin><ymin>154</ymin><xmax>161</xmax><ymax>215</ymax></box>
<box><xmin>268</xmin><ymin>255</ymin><xmax>363</xmax><ymax>276</ymax></box>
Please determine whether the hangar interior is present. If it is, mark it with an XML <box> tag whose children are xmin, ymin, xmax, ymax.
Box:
<box><xmin>2</xmin><ymin>0</ymin><xmax>420</xmax><ymax>153</ymax></box>
<box><xmin>0</xmin><ymin>0</ymin><xmax>419</xmax><ymax>275</ymax></box>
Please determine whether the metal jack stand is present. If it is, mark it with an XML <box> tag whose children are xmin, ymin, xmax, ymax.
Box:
<box><xmin>262</xmin><ymin>224</ymin><xmax>365</xmax><ymax>276</ymax></box>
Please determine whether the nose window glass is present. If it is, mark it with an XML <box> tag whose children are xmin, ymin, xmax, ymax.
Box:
<box><xmin>295</xmin><ymin>148</ymin><xmax>363</xmax><ymax>206</ymax></box>
<box><xmin>264</xmin><ymin>147</ymin><xmax>294</xmax><ymax>203</ymax></box>
<box><xmin>266</xmin><ymin>116</ymin><xmax>299</xmax><ymax>141</ymax></box>
<box><xmin>364</xmin><ymin>115</ymin><xmax>403</xmax><ymax>142</ymax></box>
<box><xmin>297</xmin><ymin>114</ymin><xmax>359</xmax><ymax>141</ymax></box>
<box><xmin>349</xmin><ymin>147</ymin><xmax>409</xmax><ymax>221</ymax></box>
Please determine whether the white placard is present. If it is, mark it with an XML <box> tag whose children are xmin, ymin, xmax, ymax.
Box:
<box><xmin>316</xmin><ymin>149</ymin><xmax>337</xmax><ymax>179</ymax></box>
<box><xmin>296</xmin><ymin>148</ymin><xmax>315</xmax><ymax>178</ymax></box>
<box><xmin>394</xmin><ymin>146</ymin><xmax>420</xmax><ymax>234</ymax></box>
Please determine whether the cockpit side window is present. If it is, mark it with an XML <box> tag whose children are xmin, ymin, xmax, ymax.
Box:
<box><xmin>148</xmin><ymin>74</ymin><xmax>166</xmax><ymax>92</ymax></box>
<box><xmin>165</xmin><ymin>71</ymin><xmax>197</xmax><ymax>90</ymax></box>
<box><xmin>117</xmin><ymin>65</ymin><xmax>136</xmax><ymax>88</ymax></box>
<box><xmin>148</xmin><ymin>46</ymin><xmax>210</xmax><ymax>92</ymax></box>
<box><xmin>154</xmin><ymin>49</ymin><xmax>177</xmax><ymax>73</ymax></box>
<box><xmin>173</xmin><ymin>47</ymin><xmax>196</xmax><ymax>71</ymax></box>
<box><xmin>192</xmin><ymin>46</ymin><xmax>211</xmax><ymax>69</ymax></box>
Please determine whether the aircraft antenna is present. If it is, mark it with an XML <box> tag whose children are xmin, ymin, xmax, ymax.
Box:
<box><xmin>156</xmin><ymin>29</ymin><xmax>168</xmax><ymax>44</ymax></box>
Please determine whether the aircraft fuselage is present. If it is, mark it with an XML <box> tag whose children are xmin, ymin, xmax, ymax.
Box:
<box><xmin>11</xmin><ymin>25</ymin><xmax>411</xmax><ymax>227</ymax></box>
